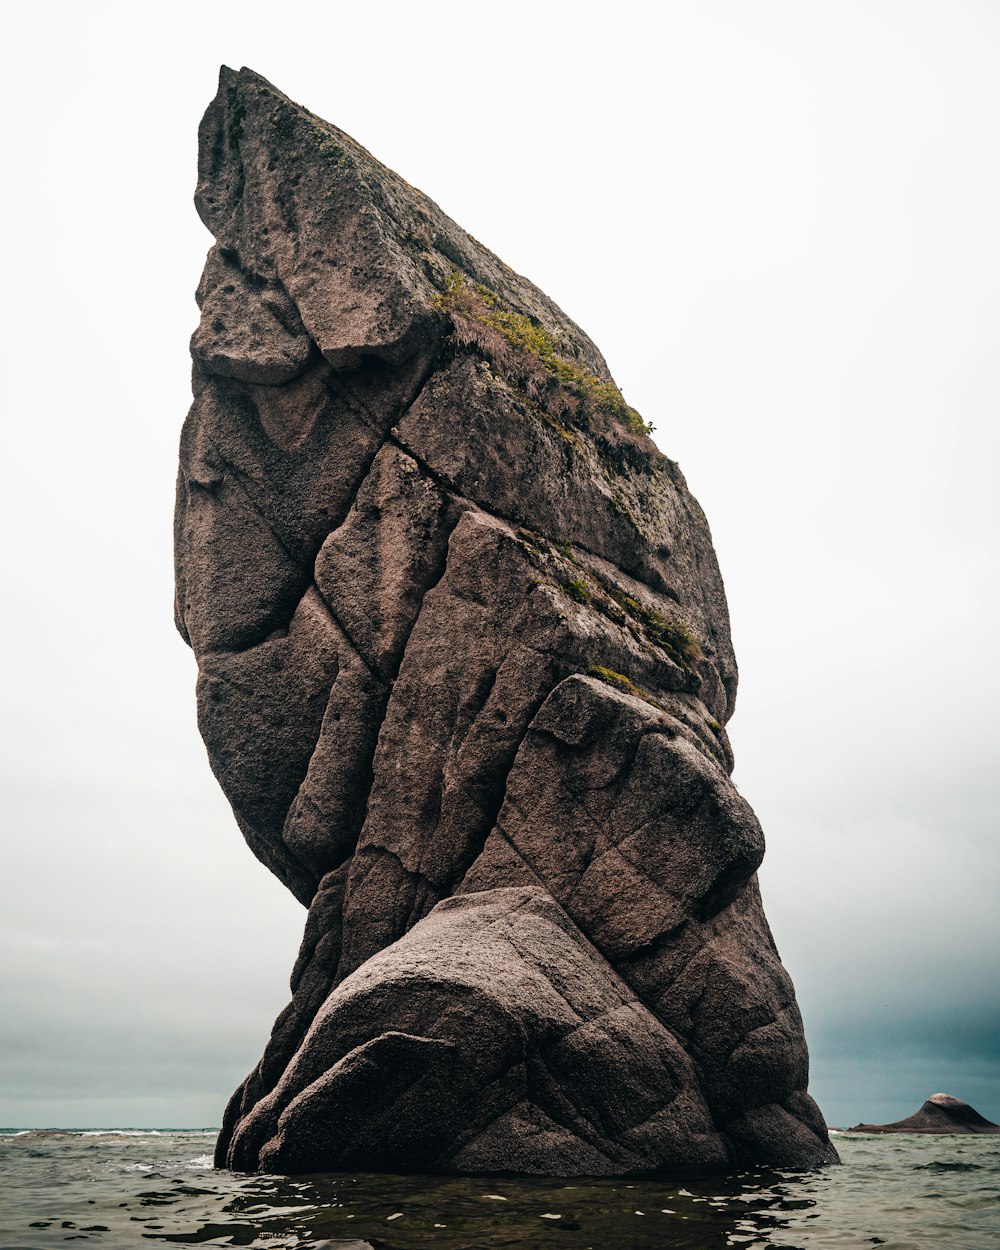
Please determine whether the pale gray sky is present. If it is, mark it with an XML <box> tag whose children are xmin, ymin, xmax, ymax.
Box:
<box><xmin>1</xmin><ymin>0</ymin><xmax>997</xmax><ymax>1131</ymax></box>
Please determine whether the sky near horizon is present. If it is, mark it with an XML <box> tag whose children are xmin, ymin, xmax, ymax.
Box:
<box><xmin>1</xmin><ymin>0</ymin><xmax>998</xmax><ymax>1132</ymax></box>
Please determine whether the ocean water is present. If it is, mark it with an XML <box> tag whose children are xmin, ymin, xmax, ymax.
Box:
<box><xmin>1</xmin><ymin>1130</ymin><xmax>998</xmax><ymax>1249</ymax></box>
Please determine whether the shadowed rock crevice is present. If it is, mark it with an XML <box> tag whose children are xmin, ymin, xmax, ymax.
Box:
<box><xmin>178</xmin><ymin>66</ymin><xmax>837</xmax><ymax>1175</ymax></box>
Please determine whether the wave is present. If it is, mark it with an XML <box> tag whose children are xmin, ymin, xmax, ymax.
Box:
<box><xmin>82</xmin><ymin>1129</ymin><xmax>217</xmax><ymax>1137</ymax></box>
<box><xmin>1</xmin><ymin>1128</ymin><xmax>217</xmax><ymax>1138</ymax></box>
<box><xmin>913</xmin><ymin>1160</ymin><xmax>984</xmax><ymax>1172</ymax></box>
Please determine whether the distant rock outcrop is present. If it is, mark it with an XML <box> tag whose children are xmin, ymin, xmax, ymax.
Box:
<box><xmin>176</xmin><ymin>66</ymin><xmax>838</xmax><ymax>1175</ymax></box>
<box><xmin>850</xmin><ymin>1093</ymin><xmax>1000</xmax><ymax>1135</ymax></box>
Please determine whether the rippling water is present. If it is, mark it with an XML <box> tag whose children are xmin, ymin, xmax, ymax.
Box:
<box><xmin>1</xmin><ymin>1129</ymin><xmax>998</xmax><ymax>1249</ymax></box>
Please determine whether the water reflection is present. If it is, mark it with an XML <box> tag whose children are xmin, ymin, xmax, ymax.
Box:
<box><xmin>149</xmin><ymin>1166</ymin><xmax>826</xmax><ymax>1248</ymax></box>
<box><xmin>5</xmin><ymin>1132</ymin><xmax>1000</xmax><ymax>1249</ymax></box>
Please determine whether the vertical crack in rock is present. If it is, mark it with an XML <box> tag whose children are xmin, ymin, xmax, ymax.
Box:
<box><xmin>178</xmin><ymin>65</ymin><xmax>838</xmax><ymax>1176</ymax></box>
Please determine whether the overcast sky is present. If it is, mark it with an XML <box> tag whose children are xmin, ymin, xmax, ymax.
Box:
<box><xmin>1</xmin><ymin>0</ymin><xmax>997</xmax><ymax>1133</ymax></box>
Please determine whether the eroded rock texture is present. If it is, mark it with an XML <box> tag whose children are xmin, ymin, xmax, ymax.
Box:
<box><xmin>177</xmin><ymin>66</ymin><xmax>837</xmax><ymax>1175</ymax></box>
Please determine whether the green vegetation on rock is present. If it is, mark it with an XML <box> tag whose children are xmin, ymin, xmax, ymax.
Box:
<box><xmin>587</xmin><ymin>666</ymin><xmax>665</xmax><ymax>711</ymax></box>
<box><xmin>591</xmin><ymin>579</ymin><xmax>702</xmax><ymax>665</ymax></box>
<box><xmin>640</xmin><ymin>607</ymin><xmax>701</xmax><ymax>661</ymax></box>
<box><xmin>434</xmin><ymin>271</ymin><xmax>653</xmax><ymax>438</ymax></box>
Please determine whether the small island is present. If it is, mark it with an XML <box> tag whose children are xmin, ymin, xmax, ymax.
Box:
<box><xmin>849</xmin><ymin>1093</ymin><xmax>1000</xmax><ymax>1134</ymax></box>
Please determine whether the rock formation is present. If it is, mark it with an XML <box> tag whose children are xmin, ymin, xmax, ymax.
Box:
<box><xmin>176</xmin><ymin>66</ymin><xmax>837</xmax><ymax>1175</ymax></box>
<box><xmin>850</xmin><ymin>1093</ymin><xmax>1000</xmax><ymax>1134</ymax></box>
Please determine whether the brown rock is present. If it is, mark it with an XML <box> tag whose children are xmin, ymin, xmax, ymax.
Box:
<box><xmin>177</xmin><ymin>66</ymin><xmax>837</xmax><ymax>1175</ymax></box>
<box><xmin>849</xmin><ymin>1093</ymin><xmax>1000</xmax><ymax>1134</ymax></box>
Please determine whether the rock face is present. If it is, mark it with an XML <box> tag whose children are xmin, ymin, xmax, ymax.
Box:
<box><xmin>850</xmin><ymin>1093</ymin><xmax>1000</xmax><ymax>1134</ymax></box>
<box><xmin>176</xmin><ymin>66</ymin><xmax>837</xmax><ymax>1176</ymax></box>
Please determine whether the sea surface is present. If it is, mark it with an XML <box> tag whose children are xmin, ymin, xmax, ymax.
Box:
<box><xmin>1</xmin><ymin>1129</ymin><xmax>998</xmax><ymax>1249</ymax></box>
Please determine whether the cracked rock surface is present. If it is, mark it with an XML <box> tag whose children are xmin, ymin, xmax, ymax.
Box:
<box><xmin>177</xmin><ymin>66</ymin><xmax>838</xmax><ymax>1175</ymax></box>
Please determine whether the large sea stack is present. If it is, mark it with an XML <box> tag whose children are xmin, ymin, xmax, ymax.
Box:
<box><xmin>176</xmin><ymin>67</ymin><xmax>837</xmax><ymax>1176</ymax></box>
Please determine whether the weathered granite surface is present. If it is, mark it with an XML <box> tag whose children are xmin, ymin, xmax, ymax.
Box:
<box><xmin>176</xmin><ymin>66</ymin><xmax>837</xmax><ymax>1175</ymax></box>
<box><xmin>849</xmin><ymin>1093</ymin><xmax>1000</xmax><ymax>1135</ymax></box>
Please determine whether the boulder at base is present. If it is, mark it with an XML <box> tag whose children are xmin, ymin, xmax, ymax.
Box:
<box><xmin>850</xmin><ymin>1093</ymin><xmax>1000</xmax><ymax>1134</ymax></box>
<box><xmin>177</xmin><ymin>65</ymin><xmax>839</xmax><ymax>1176</ymax></box>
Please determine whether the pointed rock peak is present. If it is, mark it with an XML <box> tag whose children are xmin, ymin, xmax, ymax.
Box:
<box><xmin>195</xmin><ymin>65</ymin><xmax>616</xmax><ymax>387</ymax></box>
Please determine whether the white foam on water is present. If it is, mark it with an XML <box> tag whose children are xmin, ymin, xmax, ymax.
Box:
<box><xmin>187</xmin><ymin>1155</ymin><xmax>214</xmax><ymax>1169</ymax></box>
<box><xmin>81</xmin><ymin>1130</ymin><xmax>167</xmax><ymax>1137</ymax></box>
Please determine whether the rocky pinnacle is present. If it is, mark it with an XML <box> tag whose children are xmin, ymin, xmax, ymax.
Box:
<box><xmin>176</xmin><ymin>66</ymin><xmax>838</xmax><ymax>1175</ymax></box>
